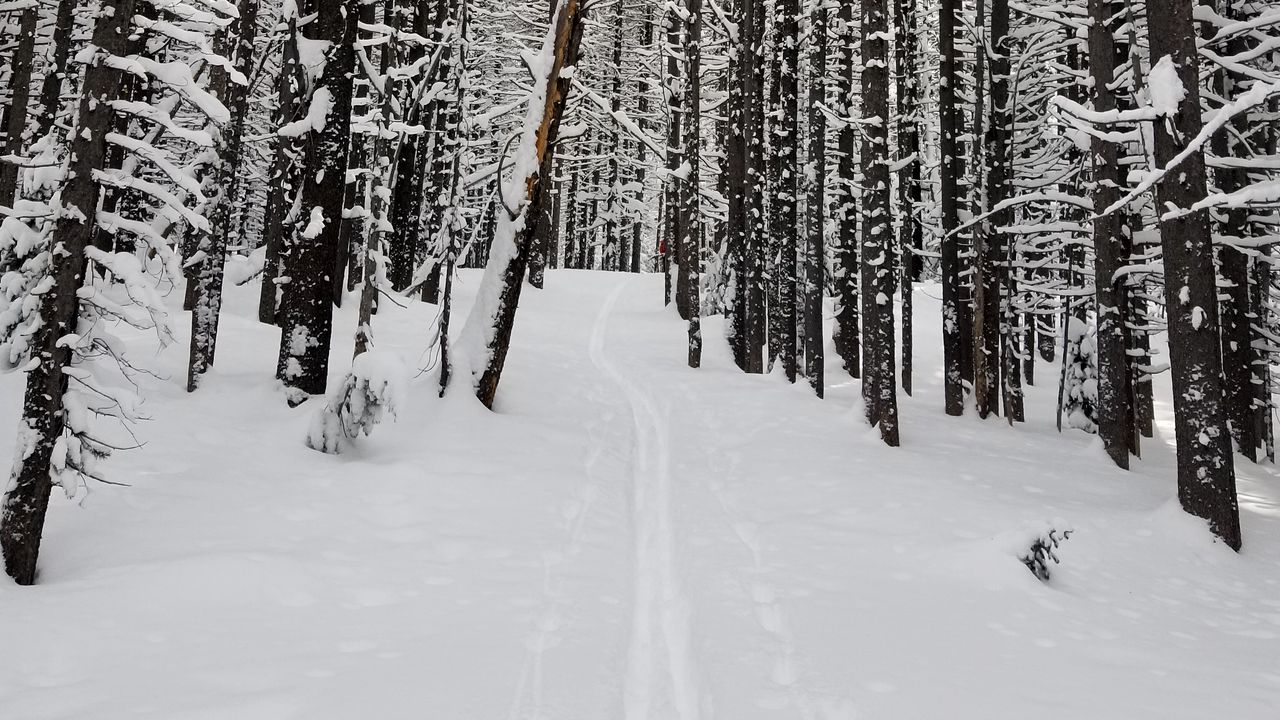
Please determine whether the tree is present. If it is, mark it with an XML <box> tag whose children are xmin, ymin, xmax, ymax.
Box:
<box><xmin>1144</xmin><ymin>0</ymin><xmax>1240</xmax><ymax>550</ymax></box>
<box><xmin>860</xmin><ymin>0</ymin><xmax>899</xmax><ymax>445</ymax></box>
<box><xmin>768</xmin><ymin>0</ymin><xmax>800</xmax><ymax>382</ymax></box>
<box><xmin>1085</xmin><ymin>0</ymin><xmax>1135</xmax><ymax>467</ymax></box>
<box><xmin>1</xmin><ymin>0</ymin><xmax>138</xmax><ymax>585</ymax></box>
<box><xmin>455</xmin><ymin>0</ymin><xmax>588</xmax><ymax>408</ymax></box>
<box><xmin>682</xmin><ymin>0</ymin><xmax>704</xmax><ymax>368</ymax></box>
<box><xmin>802</xmin><ymin>0</ymin><xmax>827</xmax><ymax>397</ymax></box>
<box><xmin>188</xmin><ymin>0</ymin><xmax>261</xmax><ymax>391</ymax></box>
<box><xmin>831</xmin><ymin>0</ymin><xmax>860</xmax><ymax>380</ymax></box>
<box><xmin>275</xmin><ymin>0</ymin><xmax>360</xmax><ymax>403</ymax></box>
<box><xmin>938</xmin><ymin>0</ymin><xmax>964</xmax><ymax>415</ymax></box>
<box><xmin>0</xmin><ymin>3</ymin><xmax>37</xmax><ymax>206</ymax></box>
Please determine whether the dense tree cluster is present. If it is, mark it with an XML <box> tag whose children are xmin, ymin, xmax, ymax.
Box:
<box><xmin>0</xmin><ymin>0</ymin><xmax>1275</xmax><ymax>582</ymax></box>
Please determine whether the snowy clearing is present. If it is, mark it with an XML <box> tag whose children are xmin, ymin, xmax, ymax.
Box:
<box><xmin>1</xmin><ymin>271</ymin><xmax>1277</xmax><ymax>719</ymax></box>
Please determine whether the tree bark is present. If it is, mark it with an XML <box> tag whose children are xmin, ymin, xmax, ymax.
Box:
<box><xmin>468</xmin><ymin>0</ymin><xmax>588</xmax><ymax>408</ymax></box>
<box><xmin>259</xmin><ymin>11</ymin><xmax>306</xmax><ymax>325</ymax></box>
<box><xmin>0</xmin><ymin>5</ymin><xmax>37</xmax><ymax>205</ymax></box>
<box><xmin>189</xmin><ymin>0</ymin><xmax>260</xmax><ymax>391</ymax></box>
<box><xmin>1144</xmin><ymin>0</ymin><xmax>1240</xmax><ymax>550</ymax></box>
<box><xmin>939</xmin><ymin>0</ymin><xmax>964</xmax><ymax>415</ymax></box>
<box><xmin>1086</xmin><ymin>0</ymin><xmax>1134</xmax><ymax>467</ymax></box>
<box><xmin>802</xmin><ymin>0</ymin><xmax>827</xmax><ymax>396</ymax></box>
<box><xmin>682</xmin><ymin>0</ymin><xmax>703</xmax><ymax>368</ymax></box>
<box><xmin>2</xmin><ymin>0</ymin><xmax>137</xmax><ymax>585</ymax></box>
<box><xmin>860</xmin><ymin>0</ymin><xmax>899</xmax><ymax>446</ymax></box>
<box><xmin>275</xmin><ymin>0</ymin><xmax>360</xmax><ymax>402</ymax></box>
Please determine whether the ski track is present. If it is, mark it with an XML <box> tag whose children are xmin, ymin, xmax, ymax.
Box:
<box><xmin>590</xmin><ymin>281</ymin><xmax>703</xmax><ymax>720</ymax></box>
<box><xmin>505</xmin><ymin>353</ymin><xmax>611</xmax><ymax>720</ymax></box>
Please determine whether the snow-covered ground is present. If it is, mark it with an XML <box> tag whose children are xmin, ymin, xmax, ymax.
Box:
<box><xmin>2</xmin><ymin>270</ymin><xmax>1278</xmax><ymax>719</ymax></box>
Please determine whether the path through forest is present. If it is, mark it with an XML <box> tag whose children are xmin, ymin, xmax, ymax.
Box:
<box><xmin>1</xmin><ymin>271</ymin><xmax>1278</xmax><ymax>719</ymax></box>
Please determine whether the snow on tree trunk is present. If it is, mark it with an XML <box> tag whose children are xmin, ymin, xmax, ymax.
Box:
<box><xmin>455</xmin><ymin>0</ymin><xmax>588</xmax><ymax>409</ymax></box>
<box><xmin>860</xmin><ymin>0</ymin><xmax>899</xmax><ymax>446</ymax></box>
<box><xmin>938</xmin><ymin>0</ymin><xmax>964</xmax><ymax>416</ymax></box>
<box><xmin>1144</xmin><ymin>0</ymin><xmax>1240</xmax><ymax>550</ymax></box>
<box><xmin>802</xmin><ymin>0</ymin><xmax>827</xmax><ymax>398</ymax></box>
<box><xmin>188</xmin><ymin>0</ymin><xmax>260</xmax><ymax>392</ymax></box>
<box><xmin>832</xmin><ymin>0</ymin><xmax>860</xmax><ymax>380</ymax></box>
<box><xmin>1</xmin><ymin>0</ymin><xmax>138</xmax><ymax>586</ymax></box>
<box><xmin>276</xmin><ymin>0</ymin><xmax>360</xmax><ymax>405</ymax></box>
<box><xmin>1086</xmin><ymin>0</ymin><xmax>1135</xmax><ymax>468</ymax></box>
<box><xmin>0</xmin><ymin>4</ymin><xmax>38</xmax><ymax>207</ymax></box>
<box><xmin>682</xmin><ymin>0</ymin><xmax>703</xmax><ymax>369</ymax></box>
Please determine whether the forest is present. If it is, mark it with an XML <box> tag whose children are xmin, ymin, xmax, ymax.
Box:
<box><xmin>0</xmin><ymin>0</ymin><xmax>1278</xmax><ymax>716</ymax></box>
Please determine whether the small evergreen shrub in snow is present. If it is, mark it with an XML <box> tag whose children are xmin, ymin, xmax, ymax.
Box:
<box><xmin>1063</xmin><ymin>317</ymin><xmax>1098</xmax><ymax>433</ymax></box>
<box><xmin>306</xmin><ymin>352</ymin><xmax>407</xmax><ymax>455</ymax></box>
<box><xmin>1020</xmin><ymin>527</ymin><xmax>1073</xmax><ymax>582</ymax></box>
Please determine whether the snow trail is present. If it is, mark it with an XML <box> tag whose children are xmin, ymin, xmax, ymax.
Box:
<box><xmin>590</xmin><ymin>281</ymin><xmax>703</xmax><ymax>720</ymax></box>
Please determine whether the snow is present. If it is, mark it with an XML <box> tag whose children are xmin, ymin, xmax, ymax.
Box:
<box><xmin>1148</xmin><ymin>56</ymin><xmax>1185</xmax><ymax>118</ymax></box>
<box><xmin>279</xmin><ymin>88</ymin><xmax>336</xmax><ymax>138</ymax></box>
<box><xmin>300</xmin><ymin>206</ymin><xmax>326</xmax><ymax>239</ymax></box>
<box><xmin>0</xmin><ymin>272</ymin><xmax>1278</xmax><ymax>719</ymax></box>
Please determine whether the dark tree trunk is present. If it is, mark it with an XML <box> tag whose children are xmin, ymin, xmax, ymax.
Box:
<box><xmin>894</xmin><ymin>0</ymin><xmax>919</xmax><ymax>397</ymax></box>
<box><xmin>832</xmin><ymin>0</ymin><xmax>860</xmax><ymax>379</ymax></box>
<box><xmin>939</xmin><ymin>0</ymin><xmax>964</xmax><ymax>415</ymax></box>
<box><xmin>1</xmin><ymin>0</ymin><xmax>137</xmax><ymax>585</ymax></box>
<box><xmin>1086</xmin><ymin>0</ymin><xmax>1134</xmax><ymax>467</ymax></box>
<box><xmin>682</xmin><ymin>0</ymin><xmax>703</xmax><ymax>368</ymax></box>
<box><xmin>259</xmin><ymin>12</ymin><xmax>306</xmax><ymax>325</ymax></box>
<box><xmin>0</xmin><ymin>5</ymin><xmax>37</xmax><ymax>205</ymax></box>
<box><xmin>275</xmin><ymin>0</ymin><xmax>359</xmax><ymax>402</ymax></box>
<box><xmin>1209</xmin><ymin>2</ymin><xmax>1257</xmax><ymax>462</ymax></box>
<box><xmin>769</xmin><ymin>0</ymin><xmax>799</xmax><ymax>382</ymax></box>
<box><xmin>860</xmin><ymin>0</ymin><xmax>899</xmax><ymax>446</ymax></box>
<box><xmin>34</xmin><ymin>0</ymin><xmax>75</xmax><ymax>139</ymax></box>
<box><xmin>665</xmin><ymin>7</ymin><xmax>687</xmax><ymax>317</ymax></box>
<box><xmin>189</xmin><ymin>0</ymin><xmax>260</xmax><ymax>391</ymax></box>
<box><xmin>387</xmin><ymin>0</ymin><xmax>428</xmax><ymax>291</ymax></box>
<box><xmin>989</xmin><ymin>0</ymin><xmax>1021</xmax><ymax>422</ymax></box>
<box><xmin>727</xmin><ymin>0</ymin><xmax>750</xmax><ymax>371</ymax></box>
<box><xmin>802</xmin><ymin>0</ymin><xmax>827</xmax><ymax>397</ymax></box>
<box><xmin>631</xmin><ymin>16</ymin><xmax>653</xmax><ymax>274</ymax></box>
<box><xmin>971</xmin><ymin>0</ymin><xmax>1000</xmax><ymax>420</ymax></box>
<box><xmin>742</xmin><ymin>0</ymin><xmax>767</xmax><ymax>374</ymax></box>
<box><xmin>604</xmin><ymin>0</ymin><xmax>626</xmax><ymax>274</ymax></box>
<box><xmin>1144</xmin><ymin>0</ymin><xmax>1240</xmax><ymax>550</ymax></box>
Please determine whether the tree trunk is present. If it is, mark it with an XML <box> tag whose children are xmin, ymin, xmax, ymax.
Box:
<box><xmin>1</xmin><ymin>0</ymin><xmax>137</xmax><ymax>585</ymax></box>
<box><xmin>1144</xmin><ymin>0</ymin><xmax>1240</xmax><ymax>550</ymax></box>
<box><xmin>895</xmin><ymin>0</ymin><xmax>920</xmax><ymax>397</ymax></box>
<box><xmin>770</xmin><ymin>0</ymin><xmax>799</xmax><ymax>382</ymax></box>
<box><xmin>189</xmin><ymin>0</ymin><xmax>260</xmax><ymax>391</ymax></box>
<box><xmin>1086</xmin><ymin>0</ymin><xmax>1134</xmax><ymax>467</ymax></box>
<box><xmin>464</xmin><ymin>0</ymin><xmax>588</xmax><ymax>408</ymax></box>
<box><xmin>682</xmin><ymin>0</ymin><xmax>703</xmax><ymax>368</ymax></box>
<box><xmin>34</xmin><ymin>0</ymin><xmax>75</xmax><ymax>140</ymax></box>
<box><xmin>832</xmin><ymin>0</ymin><xmax>860</xmax><ymax>379</ymax></box>
<box><xmin>989</xmin><ymin>0</ymin><xmax>1021</xmax><ymax>422</ymax></box>
<box><xmin>275</xmin><ymin>0</ymin><xmax>359</xmax><ymax>403</ymax></box>
<box><xmin>860</xmin><ymin>0</ymin><xmax>899</xmax><ymax>446</ymax></box>
<box><xmin>802</xmin><ymin>0</ymin><xmax>827</xmax><ymax>396</ymax></box>
<box><xmin>259</xmin><ymin>12</ymin><xmax>306</xmax><ymax>325</ymax></box>
<box><xmin>939</xmin><ymin>0</ymin><xmax>964</xmax><ymax>415</ymax></box>
<box><xmin>0</xmin><ymin>5</ymin><xmax>37</xmax><ymax>205</ymax></box>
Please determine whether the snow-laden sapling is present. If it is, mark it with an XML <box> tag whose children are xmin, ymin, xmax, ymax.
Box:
<box><xmin>306</xmin><ymin>352</ymin><xmax>407</xmax><ymax>455</ymax></box>
<box><xmin>1062</xmin><ymin>317</ymin><xmax>1098</xmax><ymax>433</ymax></box>
<box><xmin>1020</xmin><ymin>527</ymin><xmax>1073</xmax><ymax>582</ymax></box>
